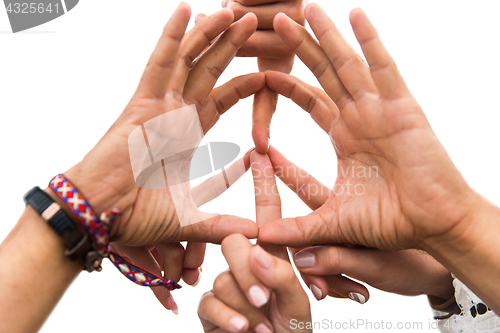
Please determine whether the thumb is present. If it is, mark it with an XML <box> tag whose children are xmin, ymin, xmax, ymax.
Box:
<box><xmin>258</xmin><ymin>208</ymin><xmax>337</xmax><ymax>247</ymax></box>
<box><xmin>249</xmin><ymin>245</ymin><xmax>310</xmax><ymax>319</ymax></box>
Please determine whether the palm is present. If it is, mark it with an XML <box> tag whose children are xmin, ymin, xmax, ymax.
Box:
<box><xmin>69</xmin><ymin>92</ymin><xmax>210</xmax><ymax>246</ymax></box>
<box><xmin>327</xmin><ymin>94</ymin><xmax>467</xmax><ymax>249</ymax></box>
<box><xmin>66</xmin><ymin>9</ymin><xmax>264</xmax><ymax>247</ymax></box>
<box><xmin>101</xmin><ymin>96</ymin><xmax>209</xmax><ymax>245</ymax></box>
<box><xmin>260</xmin><ymin>5</ymin><xmax>473</xmax><ymax>251</ymax></box>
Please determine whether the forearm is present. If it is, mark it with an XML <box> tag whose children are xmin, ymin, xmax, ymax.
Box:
<box><xmin>423</xmin><ymin>194</ymin><xmax>500</xmax><ymax>314</ymax></box>
<box><xmin>0</xmin><ymin>206</ymin><xmax>81</xmax><ymax>332</ymax></box>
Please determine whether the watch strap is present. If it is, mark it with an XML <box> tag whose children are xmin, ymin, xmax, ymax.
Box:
<box><xmin>23</xmin><ymin>186</ymin><xmax>98</xmax><ymax>268</ymax></box>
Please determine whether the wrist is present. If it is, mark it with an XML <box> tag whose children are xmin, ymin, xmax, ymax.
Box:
<box><xmin>427</xmin><ymin>272</ymin><xmax>454</xmax><ymax>301</ymax></box>
<box><xmin>17</xmin><ymin>207</ymin><xmax>83</xmax><ymax>272</ymax></box>
<box><xmin>420</xmin><ymin>189</ymin><xmax>487</xmax><ymax>255</ymax></box>
<box><xmin>421</xmin><ymin>193</ymin><xmax>500</xmax><ymax>313</ymax></box>
<box><xmin>0</xmin><ymin>207</ymin><xmax>81</xmax><ymax>332</ymax></box>
<box><xmin>65</xmin><ymin>163</ymin><xmax>116</xmax><ymax>216</ymax></box>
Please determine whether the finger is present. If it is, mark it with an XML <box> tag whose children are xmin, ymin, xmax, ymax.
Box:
<box><xmin>324</xmin><ymin>274</ymin><xmax>369</xmax><ymax>304</ymax></box>
<box><xmin>228</xmin><ymin>0</ymin><xmax>304</xmax><ymax>29</ymax></box>
<box><xmin>195</xmin><ymin>13</ymin><xmax>207</xmax><ymax>24</ymax></box>
<box><xmin>213</xmin><ymin>271</ymin><xmax>274</xmax><ymax>332</ymax></box>
<box><xmin>252</xmin><ymin>57</ymin><xmax>293</xmax><ymax>154</ymax></box>
<box><xmin>222</xmin><ymin>234</ymin><xmax>271</xmax><ymax>308</ymax></box>
<box><xmin>183</xmin><ymin>242</ymin><xmax>206</xmax><ymax>268</ymax></box>
<box><xmin>287</xmin><ymin>247</ymin><xmax>331</xmax><ymax>300</ymax></box>
<box><xmin>258</xmin><ymin>207</ymin><xmax>336</xmax><ymax>247</ymax></box>
<box><xmin>168</xmin><ymin>9</ymin><xmax>235</xmax><ymax>98</ymax></box>
<box><xmin>237</xmin><ymin>30</ymin><xmax>293</xmax><ymax>59</ymax></box>
<box><xmin>251</xmin><ymin>151</ymin><xmax>282</xmax><ymax>226</ymax></box>
<box><xmin>198</xmin><ymin>291</ymin><xmax>249</xmax><ymax>333</ymax></box>
<box><xmin>111</xmin><ymin>244</ymin><xmax>181</xmax><ymax>314</ymax></box>
<box><xmin>192</xmin><ymin>149</ymin><xmax>253</xmax><ymax>207</ymax></box>
<box><xmin>301</xmin><ymin>273</ymin><xmax>333</xmax><ymax>300</ymax></box>
<box><xmin>250</xmin><ymin>245</ymin><xmax>310</xmax><ymax>318</ymax></box>
<box><xmin>193</xmin><ymin>13</ymin><xmax>223</xmax><ymax>62</ymax></box>
<box><xmin>152</xmin><ymin>243</ymin><xmax>186</xmax><ymax>314</ymax></box>
<box><xmin>137</xmin><ymin>2</ymin><xmax>191</xmax><ymax>98</ymax></box>
<box><xmin>304</xmin><ymin>3</ymin><xmax>378</xmax><ymax>100</ymax></box>
<box><xmin>252</xmin><ymin>87</ymin><xmax>277</xmax><ymax>154</ymax></box>
<box><xmin>179</xmin><ymin>215</ymin><xmax>258</xmax><ymax>244</ymax></box>
<box><xmin>183</xmin><ymin>13</ymin><xmax>258</xmax><ymax>108</ymax></box>
<box><xmin>182</xmin><ymin>242</ymin><xmax>205</xmax><ymax>285</ymax></box>
<box><xmin>251</xmin><ymin>151</ymin><xmax>288</xmax><ymax>260</ymax></box>
<box><xmin>199</xmin><ymin>72</ymin><xmax>265</xmax><ymax>133</ymax></box>
<box><xmin>294</xmin><ymin>246</ymin><xmax>419</xmax><ymax>288</ymax></box>
<box><xmin>273</xmin><ymin>13</ymin><xmax>352</xmax><ymax>109</ymax></box>
<box><xmin>265</xmin><ymin>71</ymin><xmax>337</xmax><ymax>134</ymax></box>
<box><xmin>349</xmin><ymin>8</ymin><xmax>409</xmax><ymax>98</ymax></box>
<box><xmin>268</xmin><ymin>146</ymin><xmax>331</xmax><ymax>210</ymax></box>
<box><xmin>226</xmin><ymin>0</ymin><xmax>288</xmax><ymax>7</ymax></box>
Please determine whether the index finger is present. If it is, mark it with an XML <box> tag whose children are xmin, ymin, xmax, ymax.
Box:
<box><xmin>222</xmin><ymin>234</ymin><xmax>271</xmax><ymax>308</ymax></box>
<box><xmin>273</xmin><ymin>13</ymin><xmax>353</xmax><ymax>110</ymax></box>
<box><xmin>167</xmin><ymin>9</ymin><xmax>235</xmax><ymax>98</ymax></box>
<box><xmin>136</xmin><ymin>2</ymin><xmax>191</xmax><ymax>98</ymax></box>
<box><xmin>251</xmin><ymin>151</ymin><xmax>288</xmax><ymax>260</ymax></box>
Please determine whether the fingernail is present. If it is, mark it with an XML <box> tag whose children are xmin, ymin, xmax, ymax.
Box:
<box><xmin>249</xmin><ymin>285</ymin><xmax>269</xmax><ymax>307</ymax></box>
<box><xmin>253</xmin><ymin>245</ymin><xmax>274</xmax><ymax>269</ymax></box>
<box><xmin>310</xmin><ymin>284</ymin><xmax>322</xmax><ymax>300</ymax></box>
<box><xmin>195</xmin><ymin>14</ymin><xmax>203</xmax><ymax>24</ymax></box>
<box><xmin>348</xmin><ymin>292</ymin><xmax>366</xmax><ymax>304</ymax></box>
<box><xmin>221</xmin><ymin>0</ymin><xmax>228</xmax><ymax>8</ymax></box>
<box><xmin>167</xmin><ymin>296</ymin><xmax>179</xmax><ymax>315</ymax></box>
<box><xmin>192</xmin><ymin>267</ymin><xmax>202</xmax><ymax>287</ymax></box>
<box><xmin>255</xmin><ymin>323</ymin><xmax>273</xmax><ymax>333</ymax></box>
<box><xmin>294</xmin><ymin>251</ymin><xmax>316</xmax><ymax>269</ymax></box>
<box><xmin>229</xmin><ymin>316</ymin><xmax>247</xmax><ymax>332</ymax></box>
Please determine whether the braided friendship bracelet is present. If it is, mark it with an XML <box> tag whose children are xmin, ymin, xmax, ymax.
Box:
<box><xmin>49</xmin><ymin>174</ymin><xmax>181</xmax><ymax>291</ymax></box>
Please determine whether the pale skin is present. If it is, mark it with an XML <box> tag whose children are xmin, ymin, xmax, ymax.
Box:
<box><xmin>0</xmin><ymin>2</ymin><xmax>276</xmax><ymax>330</ymax></box>
<box><xmin>257</xmin><ymin>3</ymin><xmax>500</xmax><ymax>313</ymax></box>
<box><xmin>198</xmin><ymin>152</ymin><xmax>311</xmax><ymax>333</ymax></box>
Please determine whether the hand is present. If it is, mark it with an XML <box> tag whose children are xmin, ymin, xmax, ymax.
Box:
<box><xmin>258</xmin><ymin>3</ymin><xmax>482</xmax><ymax>251</ymax></box>
<box><xmin>224</xmin><ymin>0</ymin><xmax>305</xmax><ymax>153</ymax></box>
<box><xmin>62</xmin><ymin>3</ymin><xmax>263</xmax><ymax>313</ymax></box>
<box><xmin>198</xmin><ymin>151</ymin><xmax>311</xmax><ymax>333</ymax></box>
<box><xmin>199</xmin><ymin>235</ymin><xmax>311</xmax><ymax>333</ymax></box>
<box><xmin>294</xmin><ymin>246</ymin><xmax>455</xmax><ymax>303</ymax></box>
<box><xmin>66</xmin><ymin>4</ymin><xmax>262</xmax><ymax>246</ymax></box>
<box><xmin>109</xmin><ymin>149</ymin><xmax>252</xmax><ymax>314</ymax></box>
<box><xmin>262</xmin><ymin>146</ymin><xmax>454</xmax><ymax>304</ymax></box>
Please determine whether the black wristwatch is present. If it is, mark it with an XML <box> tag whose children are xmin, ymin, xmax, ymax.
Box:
<box><xmin>23</xmin><ymin>186</ymin><xmax>103</xmax><ymax>272</ymax></box>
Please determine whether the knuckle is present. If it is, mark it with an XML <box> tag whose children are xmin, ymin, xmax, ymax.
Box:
<box><xmin>325</xmin><ymin>247</ymin><xmax>341</xmax><ymax>273</ymax></box>
<box><xmin>286</xmin><ymin>4</ymin><xmax>305</xmax><ymax>24</ymax></box>
<box><xmin>311</xmin><ymin>59</ymin><xmax>332</xmax><ymax>80</ymax></box>
<box><xmin>278</xmin><ymin>264</ymin><xmax>297</xmax><ymax>285</ymax></box>
<box><xmin>222</xmin><ymin>233</ymin><xmax>246</xmax><ymax>251</ymax></box>
<box><xmin>197</xmin><ymin>291</ymin><xmax>214</xmax><ymax>315</ymax></box>
<box><xmin>306</xmin><ymin>95</ymin><xmax>317</xmax><ymax>114</ymax></box>
<box><xmin>213</xmin><ymin>271</ymin><xmax>234</xmax><ymax>295</ymax></box>
<box><xmin>203</xmin><ymin>61</ymin><xmax>223</xmax><ymax>80</ymax></box>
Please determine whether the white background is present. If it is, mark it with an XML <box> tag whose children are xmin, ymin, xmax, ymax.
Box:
<box><xmin>1</xmin><ymin>1</ymin><xmax>500</xmax><ymax>332</ymax></box>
